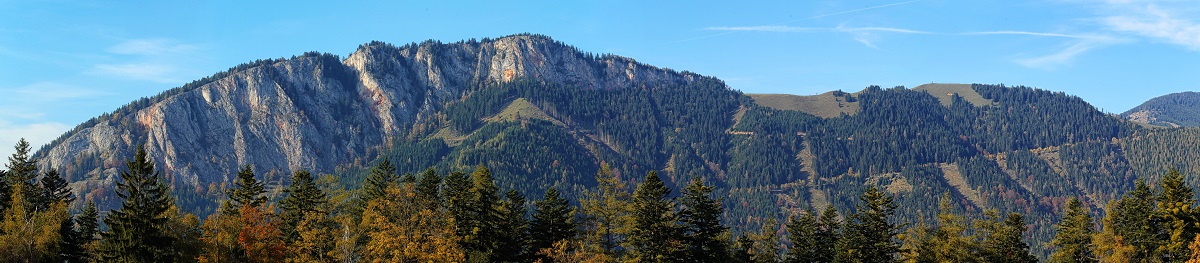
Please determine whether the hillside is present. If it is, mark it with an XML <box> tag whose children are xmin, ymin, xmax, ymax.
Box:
<box><xmin>1122</xmin><ymin>91</ymin><xmax>1200</xmax><ymax>127</ymax></box>
<box><xmin>29</xmin><ymin>34</ymin><xmax>1200</xmax><ymax>259</ymax></box>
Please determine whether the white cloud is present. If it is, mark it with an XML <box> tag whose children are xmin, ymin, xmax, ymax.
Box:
<box><xmin>0</xmin><ymin>120</ymin><xmax>69</xmax><ymax>160</ymax></box>
<box><xmin>1102</xmin><ymin>4</ymin><xmax>1200</xmax><ymax>50</ymax></box>
<box><xmin>87</xmin><ymin>38</ymin><xmax>205</xmax><ymax>84</ymax></box>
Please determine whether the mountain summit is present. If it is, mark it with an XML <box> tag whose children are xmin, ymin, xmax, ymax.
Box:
<box><xmin>1122</xmin><ymin>91</ymin><xmax>1200</xmax><ymax>127</ymax></box>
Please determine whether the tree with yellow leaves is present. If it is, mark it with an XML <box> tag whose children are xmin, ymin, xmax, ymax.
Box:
<box><xmin>360</xmin><ymin>184</ymin><xmax>464</xmax><ymax>263</ymax></box>
<box><xmin>288</xmin><ymin>211</ymin><xmax>337</xmax><ymax>263</ymax></box>
<box><xmin>0</xmin><ymin>183</ymin><xmax>68</xmax><ymax>263</ymax></box>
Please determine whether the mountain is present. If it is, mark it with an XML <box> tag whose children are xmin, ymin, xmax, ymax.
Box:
<box><xmin>31</xmin><ymin>34</ymin><xmax>1200</xmax><ymax>258</ymax></box>
<box><xmin>1122</xmin><ymin>91</ymin><xmax>1200</xmax><ymax>127</ymax></box>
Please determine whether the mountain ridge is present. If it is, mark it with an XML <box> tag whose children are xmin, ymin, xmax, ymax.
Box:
<box><xmin>1122</xmin><ymin>91</ymin><xmax>1200</xmax><ymax>127</ymax></box>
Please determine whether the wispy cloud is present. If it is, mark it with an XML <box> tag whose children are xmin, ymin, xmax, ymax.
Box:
<box><xmin>88</xmin><ymin>38</ymin><xmax>205</xmax><ymax>84</ymax></box>
<box><xmin>706</xmin><ymin>25</ymin><xmax>932</xmax><ymax>49</ymax></box>
<box><xmin>0</xmin><ymin>119</ymin><xmax>69</xmax><ymax>158</ymax></box>
<box><xmin>1100</xmin><ymin>3</ymin><xmax>1200</xmax><ymax>50</ymax></box>
<box><xmin>962</xmin><ymin>31</ymin><xmax>1096</xmax><ymax>39</ymax></box>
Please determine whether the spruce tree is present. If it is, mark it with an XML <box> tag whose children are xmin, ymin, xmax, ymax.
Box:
<box><xmin>1156</xmin><ymin>168</ymin><xmax>1196</xmax><ymax>262</ymax></box>
<box><xmin>980</xmin><ymin>212</ymin><xmax>1037</xmax><ymax>263</ymax></box>
<box><xmin>786</xmin><ymin>210</ymin><xmax>820</xmax><ymax>263</ymax></box>
<box><xmin>77</xmin><ymin>201</ymin><xmax>100</xmax><ymax>260</ymax></box>
<box><xmin>531</xmin><ymin>187</ymin><xmax>576</xmax><ymax>263</ymax></box>
<box><xmin>37</xmin><ymin>168</ymin><xmax>73</xmax><ymax>211</ymax></box>
<box><xmin>279</xmin><ymin>170</ymin><xmax>327</xmax><ymax>242</ymax></box>
<box><xmin>495</xmin><ymin>190</ymin><xmax>530</xmax><ymax>263</ymax></box>
<box><xmin>837</xmin><ymin>187</ymin><xmax>900</xmax><ymax>263</ymax></box>
<box><xmin>416</xmin><ymin>168</ymin><xmax>442</xmax><ymax>202</ymax></box>
<box><xmin>468</xmin><ymin>165</ymin><xmax>502</xmax><ymax>260</ymax></box>
<box><xmin>732</xmin><ymin>235</ymin><xmax>754</xmax><ymax>263</ymax></box>
<box><xmin>225</xmin><ymin>164</ymin><xmax>266</xmax><ymax>214</ymax></box>
<box><xmin>1101</xmin><ymin>178</ymin><xmax>1159</xmax><ymax>261</ymax></box>
<box><xmin>444</xmin><ymin>171</ymin><xmax>475</xmax><ymax>247</ymax></box>
<box><xmin>96</xmin><ymin>145</ymin><xmax>177</xmax><ymax>262</ymax></box>
<box><xmin>679</xmin><ymin>177</ymin><xmax>729</xmax><ymax>262</ymax></box>
<box><xmin>58</xmin><ymin>215</ymin><xmax>86</xmax><ymax>263</ymax></box>
<box><xmin>1049</xmin><ymin>198</ymin><xmax>1097</xmax><ymax>263</ymax></box>
<box><xmin>361</xmin><ymin>159</ymin><xmax>398</xmax><ymax>202</ymax></box>
<box><xmin>627</xmin><ymin>171</ymin><xmax>683</xmax><ymax>263</ymax></box>
<box><xmin>3</xmin><ymin>138</ymin><xmax>38</xmax><ymax>213</ymax></box>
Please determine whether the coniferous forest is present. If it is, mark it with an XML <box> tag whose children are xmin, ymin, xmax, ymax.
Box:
<box><xmin>6</xmin><ymin>137</ymin><xmax>1200</xmax><ymax>262</ymax></box>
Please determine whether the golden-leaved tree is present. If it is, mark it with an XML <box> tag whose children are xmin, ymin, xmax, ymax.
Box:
<box><xmin>360</xmin><ymin>184</ymin><xmax>463</xmax><ymax>262</ymax></box>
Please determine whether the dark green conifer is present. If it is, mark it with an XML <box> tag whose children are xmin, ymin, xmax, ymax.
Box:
<box><xmin>627</xmin><ymin>171</ymin><xmax>683</xmax><ymax>263</ymax></box>
<box><xmin>279</xmin><ymin>170</ymin><xmax>328</xmax><ymax>241</ymax></box>
<box><xmin>95</xmin><ymin>145</ymin><xmax>176</xmax><ymax>262</ymax></box>
<box><xmin>224</xmin><ymin>164</ymin><xmax>266</xmax><ymax>214</ymax></box>
<box><xmin>495</xmin><ymin>190</ymin><xmax>530</xmax><ymax>263</ymax></box>
<box><xmin>837</xmin><ymin>187</ymin><xmax>900</xmax><ymax>263</ymax></box>
<box><xmin>679</xmin><ymin>177</ymin><xmax>729</xmax><ymax>262</ymax></box>
<box><xmin>530</xmin><ymin>187</ymin><xmax>576</xmax><ymax>262</ymax></box>
<box><xmin>1049</xmin><ymin>198</ymin><xmax>1097</xmax><ymax>263</ymax></box>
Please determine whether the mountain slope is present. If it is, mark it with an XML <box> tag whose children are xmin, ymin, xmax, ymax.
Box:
<box><xmin>30</xmin><ymin>34</ymin><xmax>1200</xmax><ymax>259</ymax></box>
<box><xmin>1122</xmin><ymin>91</ymin><xmax>1200</xmax><ymax>127</ymax></box>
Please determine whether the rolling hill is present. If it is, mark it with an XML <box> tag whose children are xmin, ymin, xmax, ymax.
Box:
<box><xmin>1122</xmin><ymin>91</ymin><xmax>1200</xmax><ymax>127</ymax></box>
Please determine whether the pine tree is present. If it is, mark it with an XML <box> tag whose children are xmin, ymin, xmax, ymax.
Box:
<box><xmin>580</xmin><ymin>162</ymin><xmax>632</xmax><ymax>259</ymax></box>
<box><xmin>1050</xmin><ymin>197</ymin><xmax>1098</xmax><ymax>263</ymax></box>
<box><xmin>279</xmin><ymin>170</ymin><xmax>328</xmax><ymax>242</ymax></box>
<box><xmin>37</xmin><ymin>168</ymin><xmax>73</xmax><ymax>211</ymax></box>
<box><xmin>750</xmin><ymin>218</ymin><xmax>781</xmax><ymax>263</ymax></box>
<box><xmin>627</xmin><ymin>171</ymin><xmax>683</xmax><ymax>263</ymax></box>
<box><xmin>416</xmin><ymin>168</ymin><xmax>442</xmax><ymax>202</ymax></box>
<box><xmin>444</xmin><ymin>170</ymin><xmax>475</xmax><ymax>247</ymax></box>
<box><xmin>786</xmin><ymin>210</ymin><xmax>820</xmax><ymax>263</ymax></box>
<box><xmin>531</xmin><ymin>187</ymin><xmax>577</xmax><ymax>263</ymax></box>
<box><xmin>1158</xmin><ymin>168</ymin><xmax>1197</xmax><ymax>262</ymax></box>
<box><xmin>96</xmin><ymin>145</ymin><xmax>177</xmax><ymax>263</ymax></box>
<box><xmin>1097</xmin><ymin>178</ymin><xmax>1158</xmax><ymax>262</ymax></box>
<box><xmin>979</xmin><ymin>212</ymin><xmax>1037</xmax><ymax>263</ymax></box>
<box><xmin>679</xmin><ymin>177</ymin><xmax>729</xmax><ymax>262</ymax></box>
<box><xmin>76</xmin><ymin>201</ymin><xmax>100</xmax><ymax>260</ymax></box>
<box><xmin>495</xmin><ymin>190</ymin><xmax>530</xmax><ymax>263</ymax></box>
<box><xmin>360</xmin><ymin>159</ymin><xmax>398</xmax><ymax>203</ymax></box>
<box><xmin>225</xmin><ymin>165</ymin><xmax>266</xmax><ymax>214</ymax></box>
<box><xmin>837</xmin><ymin>187</ymin><xmax>900</xmax><ymax>263</ymax></box>
<box><xmin>3</xmin><ymin>138</ymin><xmax>38</xmax><ymax>214</ymax></box>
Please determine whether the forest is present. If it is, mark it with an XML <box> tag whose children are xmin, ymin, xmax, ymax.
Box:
<box><xmin>6</xmin><ymin>137</ymin><xmax>1200</xmax><ymax>263</ymax></box>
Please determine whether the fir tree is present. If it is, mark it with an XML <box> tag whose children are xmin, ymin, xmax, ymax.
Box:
<box><xmin>786</xmin><ymin>210</ymin><xmax>820</xmax><ymax>263</ymax></box>
<box><xmin>76</xmin><ymin>201</ymin><xmax>100</xmax><ymax>262</ymax></box>
<box><xmin>979</xmin><ymin>212</ymin><xmax>1037</xmax><ymax>263</ymax></box>
<box><xmin>1156</xmin><ymin>168</ymin><xmax>1196</xmax><ymax>262</ymax></box>
<box><xmin>837</xmin><ymin>187</ymin><xmax>900</xmax><ymax>263</ymax></box>
<box><xmin>1049</xmin><ymin>198</ymin><xmax>1097</xmax><ymax>263</ymax></box>
<box><xmin>679</xmin><ymin>177</ymin><xmax>729</xmax><ymax>262</ymax></box>
<box><xmin>3</xmin><ymin>138</ymin><xmax>38</xmax><ymax>214</ymax></box>
<box><xmin>468</xmin><ymin>165</ymin><xmax>502</xmax><ymax>260</ymax></box>
<box><xmin>495</xmin><ymin>190</ymin><xmax>530</xmax><ymax>263</ymax></box>
<box><xmin>531</xmin><ymin>187</ymin><xmax>576</xmax><ymax>263</ymax></box>
<box><xmin>279</xmin><ymin>170</ymin><xmax>327</xmax><ymax>242</ymax></box>
<box><xmin>361</xmin><ymin>159</ymin><xmax>399</xmax><ymax>203</ymax></box>
<box><xmin>627</xmin><ymin>171</ymin><xmax>683</xmax><ymax>263</ymax></box>
<box><xmin>732</xmin><ymin>235</ymin><xmax>754</xmax><ymax>263</ymax></box>
<box><xmin>96</xmin><ymin>145</ymin><xmax>177</xmax><ymax>262</ymax></box>
<box><xmin>1099</xmin><ymin>178</ymin><xmax>1159</xmax><ymax>261</ymax></box>
<box><xmin>225</xmin><ymin>165</ymin><xmax>266</xmax><ymax>214</ymax></box>
<box><xmin>36</xmin><ymin>168</ymin><xmax>73</xmax><ymax>210</ymax></box>
<box><xmin>444</xmin><ymin>171</ymin><xmax>475</xmax><ymax>247</ymax></box>
<box><xmin>416</xmin><ymin>168</ymin><xmax>442</xmax><ymax>202</ymax></box>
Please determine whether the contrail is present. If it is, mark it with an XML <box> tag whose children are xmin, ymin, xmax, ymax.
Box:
<box><xmin>676</xmin><ymin>0</ymin><xmax>924</xmax><ymax>43</ymax></box>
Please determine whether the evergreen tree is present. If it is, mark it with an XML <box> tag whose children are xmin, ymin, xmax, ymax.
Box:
<box><xmin>361</xmin><ymin>159</ymin><xmax>399</xmax><ymax>203</ymax></box>
<box><xmin>96</xmin><ymin>145</ymin><xmax>177</xmax><ymax>262</ymax></box>
<box><xmin>815</xmin><ymin>206</ymin><xmax>841</xmax><ymax>262</ymax></box>
<box><xmin>579</xmin><ymin>162</ymin><xmax>632</xmax><ymax>259</ymax></box>
<box><xmin>3</xmin><ymin>138</ymin><xmax>38</xmax><ymax>213</ymax></box>
<box><xmin>837</xmin><ymin>187</ymin><xmax>900</xmax><ymax>263</ymax></box>
<box><xmin>416</xmin><ymin>168</ymin><xmax>442</xmax><ymax>202</ymax></box>
<box><xmin>495</xmin><ymin>190</ymin><xmax>530</xmax><ymax>263</ymax></box>
<box><xmin>444</xmin><ymin>170</ymin><xmax>475</xmax><ymax>247</ymax></box>
<box><xmin>679</xmin><ymin>177</ymin><xmax>729</xmax><ymax>262</ymax></box>
<box><xmin>1157</xmin><ymin>168</ymin><xmax>1196</xmax><ymax>262</ymax></box>
<box><xmin>468</xmin><ymin>165</ymin><xmax>502</xmax><ymax>260</ymax></box>
<box><xmin>76</xmin><ymin>201</ymin><xmax>100</xmax><ymax>258</ymax></box>
<box><xmin>1098</xmin><ymin>179</ymin><xmax>1159</xmax><ymax>261</ymax></box>
<box><xmin>225</xmin><ymin>165</ymin><xmax>266</xmax><ymax>214</ymax></box>
<box><xmin>732</xmin><ymin>235</ymin><xmax>754</xmax><ymax>263</ymax></box>
<box><xmin>786</xmin><ymin>210</ymin><xmax>820</xmax><ymax>263</ymax></box>
<box><xmin>37</xmin><ymin>168</ymin><xmax>73</xmax><ymax>211</ymax></box>
<box><xmin>978</xmin><ymin>212</ymin><xmax>1037</xmax><ymax>263</ymax></box>
<box><xmin>750</xmin><ymin>218</ymin><xmax>781</xmax><ymax>263</ymax></box>
<box><xmin>627</xmin><ymin>171</ymin><xmax>683</xmax><ymax>263</ymax></box>
<box><xmin>531</xmin><ymin>187</ymin><xmax>577</xmax><ymax>263</ymax></box>
<box><xmin>279</xmin><ymin>170</ymin><xmax>327</xmax><ymax>242</ymax></box>
<box><xmin>1050</xmin><ymin>198</ymin><xmax>1097</xmax><ymax>263</ymax></box>
<box><xmin>58</xmin><ymin>214</ymin><xmax>87</xmax><ymax>263</ymax></box>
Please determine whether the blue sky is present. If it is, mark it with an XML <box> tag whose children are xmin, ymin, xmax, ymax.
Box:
<box><xmin>1</xmin><ymin>0</ymin><xmax>1198</xmax><ymax>158</ymax></box>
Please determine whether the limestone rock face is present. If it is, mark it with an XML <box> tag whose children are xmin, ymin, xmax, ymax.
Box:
<box><xmin>34</xmin><ymin>34</ymin><xmax>705</xmax><ymax>202</ymax></box>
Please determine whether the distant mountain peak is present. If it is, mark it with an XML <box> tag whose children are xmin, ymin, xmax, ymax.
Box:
<box><xmin>1121</xmin><ymin>91</ymin><xmax>1200</xmax><ymax>127</ymax></box>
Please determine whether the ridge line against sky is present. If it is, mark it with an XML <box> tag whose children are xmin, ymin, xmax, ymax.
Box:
<box><xmin>0</xmin><ymin>0</ymin><xmax>1198</xmax><ymax>158</ymax></box>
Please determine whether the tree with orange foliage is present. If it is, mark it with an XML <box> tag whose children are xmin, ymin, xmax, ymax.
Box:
<box><xmin>360</xmin><ymin>184</ymin><xmax>464</xmax><ymax>263</ymax></box>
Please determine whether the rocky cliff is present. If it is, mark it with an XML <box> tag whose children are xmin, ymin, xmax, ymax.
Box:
<box><xmin>34</xmin><ymin>34</ymin><xmax>704</xmax><ymax>203</ymax></box>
